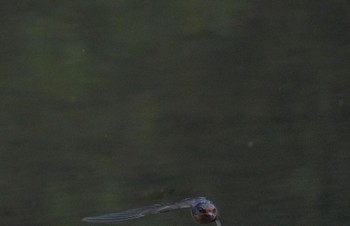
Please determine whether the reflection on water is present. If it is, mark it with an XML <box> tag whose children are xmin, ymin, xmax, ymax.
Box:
<box><xmin>1</xmin><ymin>1</ymin><xmax>349</xmax><ymax>226</ymax></box>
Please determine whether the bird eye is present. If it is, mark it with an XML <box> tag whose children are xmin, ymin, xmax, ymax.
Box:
<box><xmin>212</xmin><ymin>208</ymin><xmax>216</xmax><ymax>213</ymax></box>
<box><xmin>198</xmin><ymin>207</ymin><xmax>206</xmax><ymax>213</ymax></box>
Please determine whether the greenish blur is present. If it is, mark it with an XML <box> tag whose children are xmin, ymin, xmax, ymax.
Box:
<box><xmin>1</xmin><ymin>1</ymin><xmax>349</xmax><ymax>225</ymax></box>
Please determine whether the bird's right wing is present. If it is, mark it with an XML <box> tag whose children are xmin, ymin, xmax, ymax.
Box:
<box><xmin>216</xmin><ymin>218</ymin><xmax>223</xmax><ymax>226</ymax></box>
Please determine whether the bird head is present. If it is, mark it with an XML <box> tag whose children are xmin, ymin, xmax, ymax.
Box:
<box><xmin>191</xmin><ymin>201</ymin><xmax>218</xmax><ymax>224</ymax></box>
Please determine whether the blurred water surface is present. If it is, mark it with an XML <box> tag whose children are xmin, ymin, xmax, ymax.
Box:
<box><xmin>1</xmin><ymin>1</ymin><xmax>349</xmax><ymax>226</ymax></box>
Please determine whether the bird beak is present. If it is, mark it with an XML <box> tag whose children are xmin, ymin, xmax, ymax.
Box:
<box><xmin>208</xmin><ymin>212</ymin><xmax>215</xmax><ymax>217</ymax></box>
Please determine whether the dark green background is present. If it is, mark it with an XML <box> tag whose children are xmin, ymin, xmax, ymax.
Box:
<box><xmin>1</xmin><ymin>1</ymin><xmax>349</xmax><ymax>225</ymax></box>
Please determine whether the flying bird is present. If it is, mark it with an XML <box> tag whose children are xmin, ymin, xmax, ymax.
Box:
<box><xmin>82</xmin><ymin>197</ymin><xmax>223</xmax><ymax>226</ymax></box>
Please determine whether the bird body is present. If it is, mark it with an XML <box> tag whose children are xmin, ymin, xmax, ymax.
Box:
<box><xmin>82</xmin><ymin>197</ymin><xmax>222</xmax><ymax>226</ymax></box>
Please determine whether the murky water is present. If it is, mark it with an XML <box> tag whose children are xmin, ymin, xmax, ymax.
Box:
<box><xmin>1</xmin><ymin>1</ymin><xmax>349</xmax><ymax>226</ymax></box>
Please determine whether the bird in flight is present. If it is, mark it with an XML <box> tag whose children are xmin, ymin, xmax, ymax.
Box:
<box><xmin>82</xmin><ymin>197</ymin><xmax>223</xmax><ymax>226</ymax></box>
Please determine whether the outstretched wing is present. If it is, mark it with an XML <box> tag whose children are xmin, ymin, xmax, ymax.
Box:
<box><xmin>82</xmin><ymin>197</ymin><xmax>207</xmax><ymax>223</ymax></box>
